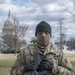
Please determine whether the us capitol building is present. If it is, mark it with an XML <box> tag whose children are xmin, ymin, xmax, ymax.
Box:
<box><xmin>2</xmin><ymin>10</ymin><xmax>16</xmax><ymax>36</ymax></box>
<box><xmin>2</xmin><ymin>10</ymin><xmax>17</xmax><ymax>50</ymax></box>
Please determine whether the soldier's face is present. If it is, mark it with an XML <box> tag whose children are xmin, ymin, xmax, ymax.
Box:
<box><xmin>36</xmin><ymin>32</ymin><xmax>50</xmax><ymax>46</ymax></box>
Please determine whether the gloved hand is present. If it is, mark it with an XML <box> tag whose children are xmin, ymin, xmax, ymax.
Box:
<box><xmin>24</xmin><ymin>52</ymin><xmax>44</xmax><ymax>72</ymax></box>
<box><xmin>38</xmin><ymin>59</ymin><xmax>53</xmax><ymax>71</ymax></box>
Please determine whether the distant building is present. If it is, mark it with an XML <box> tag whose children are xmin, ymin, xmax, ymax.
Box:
<box><xmin>2</xmin><ymin>10</ymin><xmax>27</xmax><ymax>51</ymax></box>
<box><xmin>2</xmin><ymin>10</ymin><xmax>16</xmax><ymax>36</ymax></box>
<box><xmin>2</xmin><ymin>10</ymin><xmax>17</xmax><ymax>50</ymax></box>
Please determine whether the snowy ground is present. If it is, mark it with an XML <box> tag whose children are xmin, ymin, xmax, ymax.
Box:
<box><xmin>63</xmin><ymin>49</ymin><xmax>75</xmax><ymax>54</ymax></box>
<box><xmin>62</xmin><ymin>45</ymin><xmax>75</xmax><ymax>54</ymax></box>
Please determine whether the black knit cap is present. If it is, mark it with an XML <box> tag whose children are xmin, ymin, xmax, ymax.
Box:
<box><xmin>35</xmin><ymin>21</ymin><xmax>51</xmax><ymax>36</ymax></box>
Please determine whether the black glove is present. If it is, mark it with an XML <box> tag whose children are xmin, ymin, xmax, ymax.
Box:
<box><xmin>24</xmin><ymin>52</ymin><xmax>44</xmax><ymax>72</ymax></box>
<box><xmin>38</xmin><ymin>59</ymin><xmax>53</xmax><ymax>71</ymax></box>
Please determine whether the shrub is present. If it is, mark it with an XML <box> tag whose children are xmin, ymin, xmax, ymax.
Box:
<box><xmin>2</xmin><ymin>50</ymin><xmax>21</xmax><ymax>54</ymax></box>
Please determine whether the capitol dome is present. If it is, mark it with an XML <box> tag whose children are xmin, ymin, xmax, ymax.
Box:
<box><xmin>2</xmin><ymin>10</ymin><xmax>17</xmax><ymax>35</ymax></box>
<box><xmin>3</xmin><ymin>10</ymin><xmax>15</xmax><ymax>29</ymax></box>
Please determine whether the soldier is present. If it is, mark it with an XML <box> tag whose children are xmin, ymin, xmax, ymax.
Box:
<box><xmin>10</xmin><ymin>21</ymin><xmax>74</xmax><ymax>75</ymax></box>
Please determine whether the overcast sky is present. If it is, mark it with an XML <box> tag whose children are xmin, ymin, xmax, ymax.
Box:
<box><xmin>0</xmin><ymin>0</ymin><xmax>75</xmax><ymax>43</ymax></box>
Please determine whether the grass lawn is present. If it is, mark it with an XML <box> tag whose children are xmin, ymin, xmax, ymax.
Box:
<box><xmin>71</xmin><ymin>61</ymin><xmax>75</xmax><ymax>74</ymax></box>
<box><xmin>0</xmin><ymin>54</ymin><xmax>16</xmax><ymax>75</ymax></box>
<box><xmin>0</xmin><ymin>54</ymin><xmax>75</xmax><ymax>75</ymax></box>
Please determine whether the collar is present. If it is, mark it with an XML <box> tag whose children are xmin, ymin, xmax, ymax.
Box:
<box><xmin>36</xmin><ymin>43</ymin><xmax>52</xmax><ymax>55</ymax></box>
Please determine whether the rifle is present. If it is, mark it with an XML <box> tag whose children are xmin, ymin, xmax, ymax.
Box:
<box><xmin>27</xmin><ymin>70</ymin><xmax>47</xmax><ymax>75</ymax></box>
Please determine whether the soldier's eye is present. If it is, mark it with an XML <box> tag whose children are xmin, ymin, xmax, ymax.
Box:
<box><xmin>45</xmin><ymin>32</ymin><xmax>49</xmax><ymax>35</ymax></box>
<box><xmin>45</xmin><ymin>32</ymin><xmax>48</xmax><ymax>34</ymax></box>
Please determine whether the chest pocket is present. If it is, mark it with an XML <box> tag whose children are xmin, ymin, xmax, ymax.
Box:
<box><xmin>23</xmin><ymin>45</ymin><xmax>35</xmax><ymax>64</ymax></box>
<box><xmin>45</xmin><ymin>52</ymin><xmax>59</xmax><ymax>64</ymax></box>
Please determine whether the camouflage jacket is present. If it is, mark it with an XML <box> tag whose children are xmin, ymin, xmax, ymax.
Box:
<box><xmin>10</xmin><ymin>43</ymin><xmax>74</xmax><ymax>75</ymax></box>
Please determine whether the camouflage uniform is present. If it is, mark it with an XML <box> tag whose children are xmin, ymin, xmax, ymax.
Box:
<box><xmin>10</xmin><ymin>43</ymin><xmax>74</xmax><ymax>75</ymax></box>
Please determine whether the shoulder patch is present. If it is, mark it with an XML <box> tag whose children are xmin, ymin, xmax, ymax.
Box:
<box><xmin>64</xmin><ymin>59</ymin><xmax>68</xmax><ymax>63</ymax></box>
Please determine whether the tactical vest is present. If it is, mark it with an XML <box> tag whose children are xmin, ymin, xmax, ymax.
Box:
<box><xmin>21</xmin><ymin>43</ymin><xmax>53</xmax><ymax>63</ymax></box>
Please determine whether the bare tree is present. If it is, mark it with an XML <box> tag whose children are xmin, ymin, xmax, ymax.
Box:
<box><xmin>2</xmin><ymin>15</ymin><xmax>28</xmax><ymax>54</ymax></box>
<box><xmin>58</xmin><ymin>18</ymin><xmax>66</xmax><ymax>50</ymax></box>
<box><xmin>13</xmin><ymin>16</ymin><xmax>28</xmax><ymax>54</ymax></box>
